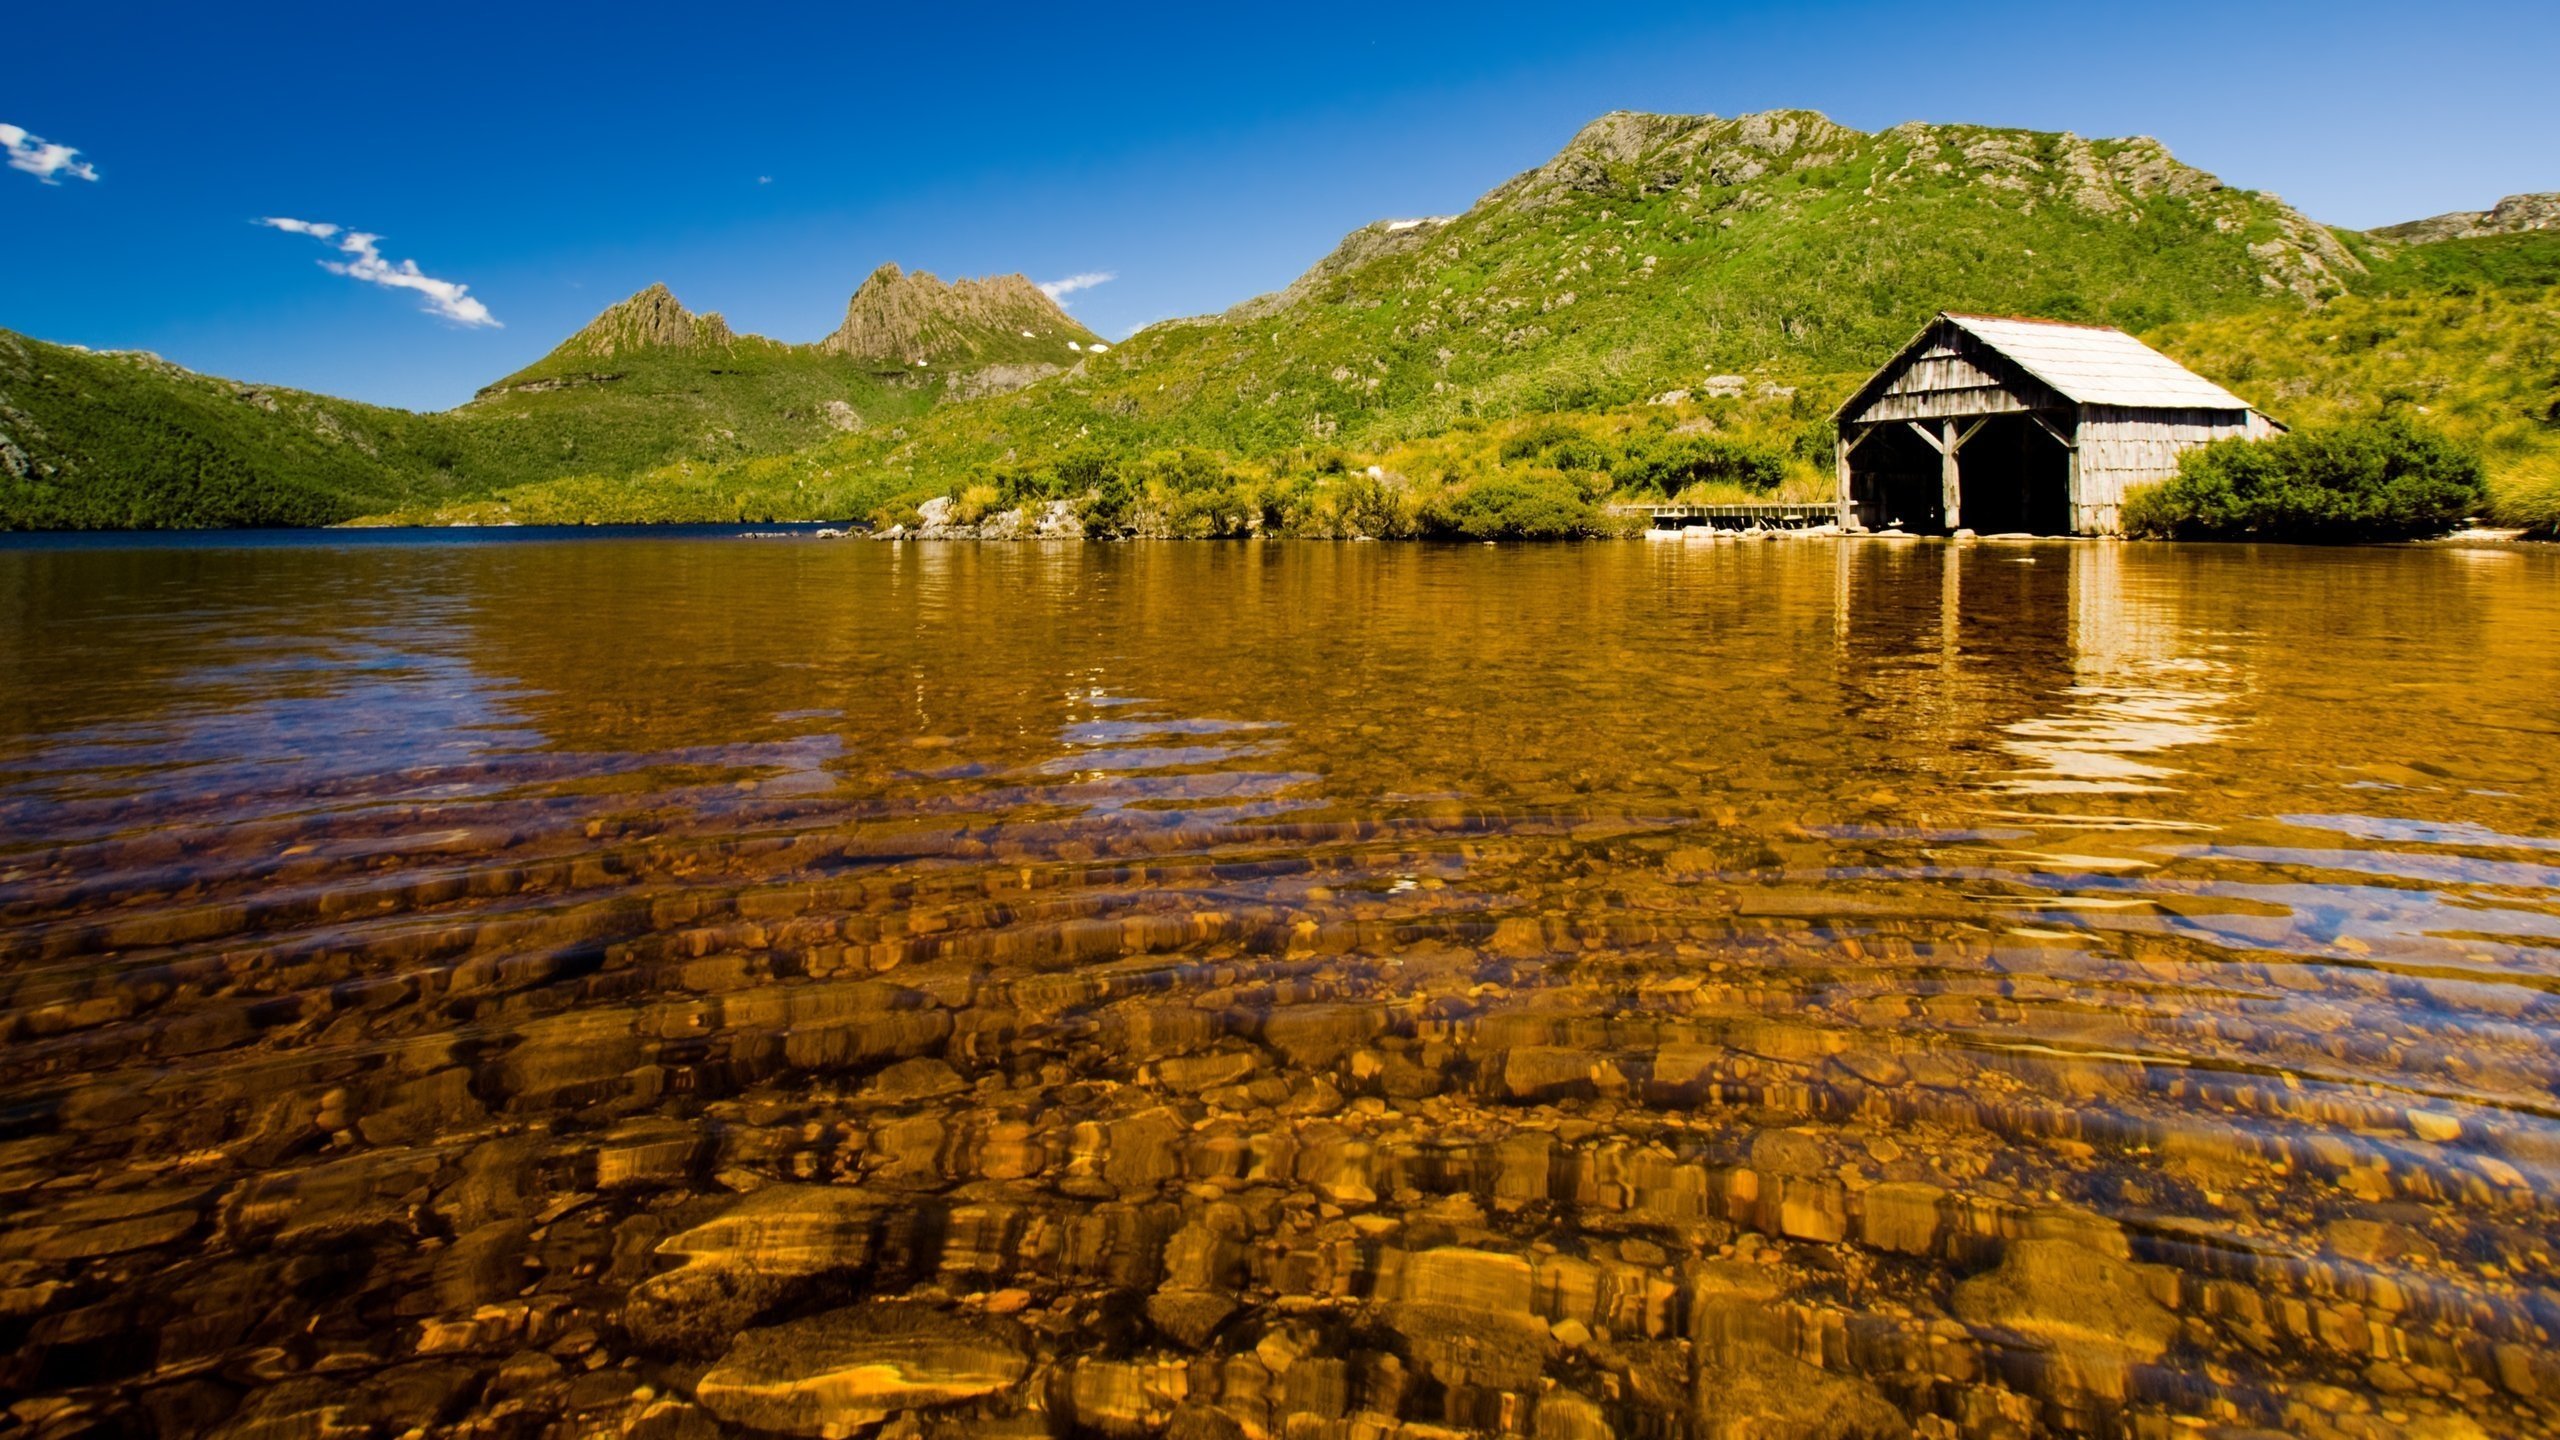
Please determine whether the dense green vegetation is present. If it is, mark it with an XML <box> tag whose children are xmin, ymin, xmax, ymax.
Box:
<box><xmin>2152</xmin><ymin>259</ymin><xmax>2560</xmax><ymax>534</ymax></box>
<box><xmin>2344</xmin><ymin>230</ymin><xmax>2560</xmax><ymax>296</ymax></box>
<box><xmin>2123</xmin><ymin>417</ymin><xmax>2487</xmax><ymax>542</ymax></box>
<box><xmin>0</xmin><ymin>334</ymin><xmax>469</xmax><ymax>528</ymax></box>
<box><xmin>0</xmin><ymin>328</ymin><xmax>950</xmax><ymax>529</ymax></box>
<box><xmin>458</xmin><ymin>345</ymin><xmax>943</xmax><ymax>497</ymax></box>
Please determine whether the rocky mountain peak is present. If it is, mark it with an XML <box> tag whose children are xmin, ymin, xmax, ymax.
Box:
<box><xmin>818</xmin><ymin>265</ymin><xmax>1096</xmax><ymax>366</ymax></box>
<box><xmin>2371</xmin><ymin>192</ymin><xmax>2560</xmax><ymax>244</ymax></box>
<box><xmin>1494</xmin><ymin>108</ymin><xmax>1861</xmax><ymax>211</ymax></box>
<box><xmin>557</xmin><ymin>284</ymin><xmax>739</xmax><ymax>359</ymax></box>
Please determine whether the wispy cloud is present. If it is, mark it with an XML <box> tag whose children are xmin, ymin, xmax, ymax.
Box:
<box><xmin>1037</xmin><ymin>271</ymin><xmax>1115</xmax><ymax>304</ymax></box>
<box><xmin>256</xmin><ymin>217</ymin><xmax>500</xmax><ymax>328</ymax></box>
<box><xmin>1</xmin><ymin>123</ymin><xmax>98</xmax><ymax>184</ymax></box>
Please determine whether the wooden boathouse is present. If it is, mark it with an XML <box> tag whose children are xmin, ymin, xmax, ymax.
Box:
<box><xmin>1834</xmin><ymin>313</ymin><xmax>2278</xmax><ymax>536</ymax></box>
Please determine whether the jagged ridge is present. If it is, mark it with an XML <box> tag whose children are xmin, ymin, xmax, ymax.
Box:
<box><xmin>2371</xmin><ymin>193</ymin><xmax>2560</xmax><ymax>245</ymax></box>
<box><xmin>484</xmin><ymin>265</ymin><xmax>1101</xmax><ymax>401</ymax></box>
<box><xmin>818</xmin><ymin>263</ymin><xmax>1098</xmax><ymax>367</ymax></box>
<box><xmin>554</xmin><ymin>283</ymin><xmax>740</xmax><ymax>357</ymax></box>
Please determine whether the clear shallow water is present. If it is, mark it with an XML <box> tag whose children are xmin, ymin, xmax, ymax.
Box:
<box><xmin>0</xmin><ymin>536</ymin><xmax>2556</xmax><ymax>1439</ymax></box>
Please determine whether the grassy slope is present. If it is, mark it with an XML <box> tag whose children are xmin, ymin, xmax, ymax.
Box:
<box><xmin>2149</xmin><ymin>232</ymin><xmax>2560</xmax><ymax>529</ymax></box>
<box><xmin>449</xmin><ymin>343</ymin><xmax>945</xmax><ymax>509</ymax></box>
<box><xmin>0</xmin><ymin>331</ymin><xmax>469</xmax><ymax>529</ymax></box>
<box><xmin>0</xmin><ymin>329</ymin><xmax>954</xmax><ymax>529</ymax></box>
<box><xmin>409</xmin><ymin>111</ymin><xmax>2358</xmax><ymax>525</ymax></box>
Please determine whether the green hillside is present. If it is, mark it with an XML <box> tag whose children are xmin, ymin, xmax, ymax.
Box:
<box><xmin>0</xmin><ymin>331</ymin><xmax>468</xmax><ymax>528</ymax></box>
<box><xmin>0</xmin><ymin>270</ymin><xmax>1099</xmax><ymax>530</ymax></box>
<box><xmin>395</xmin><ymin>109</ymin><xmax>2373</xmax><ymax>527</ymax></box>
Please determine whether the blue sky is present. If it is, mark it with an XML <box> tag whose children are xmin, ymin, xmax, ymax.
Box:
<box><xmin>4</xmin><ymin>0</ymin><xmax>2552</xmax><ymax>411</ymax></box>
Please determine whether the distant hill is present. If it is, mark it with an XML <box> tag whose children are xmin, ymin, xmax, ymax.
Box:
<box><xmin>0</xmin><ymin>269</ymin><xmax>1098</xmax><ymax>529</ymax></box>
<box><xmin>2370</xmin><ymin>192</ymin><xmax>2560</xmax><ymax>245</ymax></box>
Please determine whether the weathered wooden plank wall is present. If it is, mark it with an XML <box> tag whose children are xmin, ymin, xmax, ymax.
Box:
<box><xmin>2073</xmin><ymin>405</ymin><xmax>2259</xmax><ymax>533</ymax></box>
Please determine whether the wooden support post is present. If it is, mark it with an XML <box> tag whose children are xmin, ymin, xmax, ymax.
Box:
<box><xmin>1835</xmin><ymin>434</ymin><xmax>1852</xmax><ymax>528</ymax></box>
<box><xmin>1940</xmin><ymin>417</ymin><xmax>1963</xmax><ymax>532</ymax></box>
<box><xmin>2066</xmin><ymin>430</ymin><xmax>2086</xmax><ymax>534</ymax></box>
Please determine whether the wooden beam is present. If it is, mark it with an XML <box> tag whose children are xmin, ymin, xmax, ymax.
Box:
<box><xmin>1907</xmin><ymin>420</ymin><xmax>1946</xmax><ymax>454</ymax></box>
<box><xmin>1949</xmin><ymin>417</ymin><xmax>1989</xmax><ymax>453</ymax></box>
<box><xmin>1841</xmin><ymin>425</ymin><xmax>1882</xmax><ymax>458</ymax></box>
<box><xmin>2027</xmin><ymin>411</ymin><xmax>2076</xmax><ymax>451</ymax></box>
<box><xmin>1941</xmin><ymin>418</ymin><xmax>1963</xmax><ymax>532</ymax></box>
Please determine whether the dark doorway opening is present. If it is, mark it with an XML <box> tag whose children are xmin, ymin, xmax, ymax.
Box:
<box><xmin>1844</xmin><ymin>424</ymin><xmax>1946</xmax><ymax>533</ymax></box>
<box><xmin>1956</xmin><ymin>415</ymin><xmax>2072</xmax><ymax>535</ymax></box>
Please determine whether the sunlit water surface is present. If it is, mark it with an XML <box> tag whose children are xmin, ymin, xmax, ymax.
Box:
<box><xmin>2</xmin><ymin>536</ymin><xmax>2557</xmax><ymax>1440</ymax></box>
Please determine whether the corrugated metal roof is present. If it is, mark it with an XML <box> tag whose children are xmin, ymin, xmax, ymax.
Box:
<box><xmin>1941</xmin><ymin>314</ymin><xmax>2253</xmax><ymax>410</ymax></box>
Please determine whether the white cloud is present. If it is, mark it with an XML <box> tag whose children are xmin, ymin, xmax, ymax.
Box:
<box><xmin>757</xmin><ymin>175</ymin><xmax>773</xmax><ymax>185</ymax></box>
<box><xmin>256</xmin><ymin>217</ymin><xmax>500</xmax><ymax>328</ymax></box>
<box><xmin>1</xmin><ymin>123</ymin><xmax>99</xmax><ymax>184</ymax></box>
<box><xmin>1037</xmin><ymin>271</ymin><xmax>1115</xmax><ymax>303</ymax></box>
<box><xmin>259</xmin><ymin>216</ymin><xmax>339</xmax><ymax>239</ymax></box>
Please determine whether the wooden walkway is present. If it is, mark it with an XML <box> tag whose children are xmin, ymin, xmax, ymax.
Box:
<box><xmin>1614</xmin><ymin>501</ymin><xmax>1841</xmax><ymax>531</ymax></box>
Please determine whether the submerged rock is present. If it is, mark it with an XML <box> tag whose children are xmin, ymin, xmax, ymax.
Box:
<box><xmin>694</xmin><ymin>1303</ymin><xmax>1029</xmax><ymax>1437</ymax></box>
<box><xmin>1952</xmin><ymin>1237</ymin><xmax>2178</xmax><ymax>1399</ymax></box>
<box><xmin>623</xmin><ymin>1185</ymin><xmax>883</xmax><ymax>1354</ymax></box>
<box><xmin>1694</xmin><ymin>1342</ymin><xmax>1910</xmax><ymax>1439</ymax></box>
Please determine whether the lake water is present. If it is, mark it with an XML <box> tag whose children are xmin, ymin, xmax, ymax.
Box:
<box><xmin>2</xmin><ymin>535</ymin><xmax>2557</xmax><ymax>1439</ymax></box>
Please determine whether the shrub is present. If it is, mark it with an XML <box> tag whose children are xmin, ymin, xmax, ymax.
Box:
<box><xmin>2489</xmin><ymin>452</ymin><xmax>2560</xmax><ymax>539</ymax></box>
<box><xmin>1788</xmin><ymin>417</ymin><xmax>1838</xmax><ymax>466</ymax></box>
<box><xmin>1335</xmin><ymin>472</ymin><xmax>1420</xmax><ymax>538</ymax></box>
<box><xmin>1610</xmin><ymin>435</ymin><xmax>1787</xmax><ymax>495</ymax></box>
<box><xmin>2121</xmin><ymin>417</ymin><xmax>2486</xmax><ymax>543</ymax></box>
<box><xmin>1129</xmin><ymin>446</ymin><xmax>1232</xmax><ymax>494</ymax></box>
<box><xmin>1056</xmin><ymin>446</ymin><xmax>1118</xmax><ymax>495</ymax></box>
<box><xmin>1162</xmin><ymin>481</ymin><xmax>1260</xmax><ymax>538</ymax></box>
<box><xmin>1423</xmin><ymin>476</ymin><xmax>1608</xmax><ymax>539</ymax></box>
<box><xmin>986</xmin><ymin>444</ymin><xmax>1116</xmax><ymax>508</ymax></box>
<box><xmin>1499</xmin><ymin>422</ymin><xmax>1581</xmax><ymax>462</ymax></box>
<box><xmin>1495</xmin><ymin>420</ymin><xmax>1615</xmax><ymax>474</ymax></box>
<box><xmin>950</xmin><ymin>482</ymin><xmax>1003</xmax><ymax>525</ymax></box>
<box><xmin>1077</xmin><ymin>469</ymin><xmax>1142</xmax><ymax>535</ymax></box>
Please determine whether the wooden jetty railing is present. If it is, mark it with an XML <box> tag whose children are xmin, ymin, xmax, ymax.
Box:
<box><xmin>1612</xmin><ymin>501</ymin><xmax>1842</xmax><ymax>531</ymax></box>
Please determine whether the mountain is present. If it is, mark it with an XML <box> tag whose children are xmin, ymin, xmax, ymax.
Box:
<box><xmin>0</xmin><ymin>268</ymin><xmax>1095</xmax><ymax>529</ymax></box>
<box><xmin>2370</xmin><ymin>192</ymin><xmax>2560</xmax><ymax>245</ymax></box>
<box><xmin>819</xmin><ymin>263</ymin><xmax>1096</xmax><ymax>379</ymax></box>
<box><xmin>419</xmin><ymin>108</ymin><xmax>2378</xmax><ymax>525</ymax></box>
<box><xmin>530</xmin><ymin>281</ymin><xmax>743</xmax><ymax>364</ymax></box>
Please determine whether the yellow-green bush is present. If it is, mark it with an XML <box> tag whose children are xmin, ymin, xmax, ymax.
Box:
<box><xmin>2490</xmin><ymin>452</ymin><xmax>2560</xmax><ymax>538</ymax></box>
